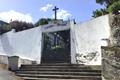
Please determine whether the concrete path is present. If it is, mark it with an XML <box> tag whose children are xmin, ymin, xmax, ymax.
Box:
<box><xmin>0</xmin><ymin>64</ymin><xmax>23</xmax><ymax>80</ymax></box>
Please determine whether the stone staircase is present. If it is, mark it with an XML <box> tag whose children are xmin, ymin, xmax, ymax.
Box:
<box><xmin>15</xmin><ymin>63</ymin><xmax>102</xmax><ymax>80</ymax></box>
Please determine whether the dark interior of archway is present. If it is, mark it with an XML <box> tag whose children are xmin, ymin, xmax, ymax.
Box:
<box><xmin>41</xmin><ymin>30</ymin><xmax>71</xmax><ymax>63</ymax></box>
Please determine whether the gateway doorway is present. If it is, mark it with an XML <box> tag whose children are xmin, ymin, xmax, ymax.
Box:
<box><xmin>41</xmin><ymin>30</ymin><xmax>71</xmax><ymax>63</ymax></box>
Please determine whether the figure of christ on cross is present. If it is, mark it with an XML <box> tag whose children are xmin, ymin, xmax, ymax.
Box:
<box><xmin>53</xmin><ymin>6</ymin><xmax>59</xmax><ymax>20</ymax></box>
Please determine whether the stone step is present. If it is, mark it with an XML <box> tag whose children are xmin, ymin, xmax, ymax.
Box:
<box><xmin>20</xmin><ymin>64</ymin><xmax>101</xmax><ymax>70</ymax></box>
<box><xmin>18</xmin><ymin>68</ymin><xmax>101</xmax><ymax>72</ymax></box>
<box><xmin>22</xmin><ymin>77</ymin><xmax>101</xmax><ymax>80</ymax></box>
<box><xmin>21</xmin><ymin>65</ymin><xmax>101</xmax><ymax>69</ymax></box>
<box><xmin>16</xmin><ymin>64</ymin><xmax>101</xmax><ymax>80</ymax></box>
<box><xmin>17</xmin><ymin>74</ymin><xmax>101</xmax><ymax>79</ymax></box>
<box><xmin>16</xmin><ymin>70</ymin><xmax>101</xmax><ymax>73</ymax></box>
<box><xmin>21</xmin><ymin>64</ymin><xmax>84</xmax><ymax>66</ymax></box>
<box><xmin>20</xmin><ymin>67</ymin><xmax>92</xmax><ymax>70</ymax></box>
<box><xmin>16</xmin><ymin>71</ymin><xmax>101</xmax><ymax>76</ymax></box>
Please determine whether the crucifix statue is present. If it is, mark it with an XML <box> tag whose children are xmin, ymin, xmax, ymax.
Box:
<box><xmin>53</xmin><ymin>6</ymin><xmax>59</xmax><ymax>20</ymax></box>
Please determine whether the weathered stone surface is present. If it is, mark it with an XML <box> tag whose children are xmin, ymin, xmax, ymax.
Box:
<box><xmin>102</xmin><ymin>46</ymin><xmax>120</xmax><ymax>80</ymax></box>
<box><xmin>102</xmin><ymin>14</ymin><xmax>120</xmax><ymax>80</ymax></box>
<box><xmin>109</xmin><ymin>14</ymin><xmax>120</xmax><ymax>46</ymax></box>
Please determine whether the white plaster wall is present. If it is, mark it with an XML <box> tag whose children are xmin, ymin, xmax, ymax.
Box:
<box><xmin>72</xmin><ymin>15</ymin><xmax>110</xmax><ymax>65</ymax></box>
<box><xmin>0</xmin><ymin>55</ymin><xmax>8</xmax><ymax>64</ymax></box>
<box><xmin>0</xmin><ymin>27</ymin><xmax>42</xmax><ymax>63</ymax></box>
<box><xmin>0</xmin><ymin>15</ymin><xmax>110</xmax><ymax>65</ymax></box>
<box><xmin>0</xmin><ymin>23</ymin><xmax>70</xmax><ymax>64</ymax></box>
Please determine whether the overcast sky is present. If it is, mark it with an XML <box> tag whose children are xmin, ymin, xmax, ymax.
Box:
<box><xmin>0</xmin><ymin>0</ymin><xmax>104</xmax><ymax>23</ymax></box>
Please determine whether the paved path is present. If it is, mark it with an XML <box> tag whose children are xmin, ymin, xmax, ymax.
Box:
<box><xmin>0</xmin><ymin>68</ymin><xmax>23</xmax><ymax>80</ymax></box>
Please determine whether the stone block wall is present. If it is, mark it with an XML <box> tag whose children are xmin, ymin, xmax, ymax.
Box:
<box><xmin>102</xmin><ymin>14</ymin><xmax>120</xmax><ymax>80</ymax></box>
<box><xmin>109</xmin><ymin>14</ymin><xmax>120</xmax><ymax>46</ymax></box>
<box><xmin>102</xmin><ymin>46</ymin><xmax>120</xmax><ymax>80</ymax></box>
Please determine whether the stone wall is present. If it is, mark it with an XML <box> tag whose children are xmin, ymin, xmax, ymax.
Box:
<box><xmin>102</xmin><ymin>14</ymin><xmax>120</xmax><ymax>80</ymax></box>
<box><xmin>102</xmin><ymin>46</ymin><xmax>120</xmax><ymax>80</ymax></box>
<box><xmin>109</xmin><ymin>14</ymin><xmax>120</xmax><ymax>46</ymax></box>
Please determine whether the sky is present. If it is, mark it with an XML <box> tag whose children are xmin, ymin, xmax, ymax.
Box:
<box><xmin>0</xmin><ymin>0</ymin><xmax>104</xmax><ymax>23</ymax></box>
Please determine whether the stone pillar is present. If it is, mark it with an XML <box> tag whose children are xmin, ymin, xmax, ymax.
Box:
<box><xmin>102</xmin><ymin>14</ymin><xmax>120</xmax><ymax>80</ymax></box>
<box><xmin>8</xmin><ymin>56</ymin><xmax>19</xmax><ymax>71</ymax></box>
<box><xmin>8</xmin><ymin>56</ymin><xmax>36</xmax><ymax>71</ymax></box>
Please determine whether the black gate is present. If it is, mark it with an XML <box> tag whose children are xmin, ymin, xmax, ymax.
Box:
<box><xmin>41</xmin><ymin>30</ymin><xmax>71</xmax><ymax>63</ymax></box>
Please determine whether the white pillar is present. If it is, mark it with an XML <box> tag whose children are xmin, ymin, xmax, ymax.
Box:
<box><xmin>69</xmin><ymin>20</ymin><xmax>77</xmax><ymax>64</ymax></box>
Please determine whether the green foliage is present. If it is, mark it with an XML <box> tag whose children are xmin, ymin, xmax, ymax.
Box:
<box><xmin>34</xmin><ymin>18</ymin><xmax>52</xmax><ymax>27</ymax></box>
<box><xmin>2</xmin><ymin>25</ymin><xmax>12</xmax><ymax>31</ymax></box>
<box><xmin>96</xmin><ymin>0</ymin><xmax>106</xmax><ymax>5</ymax></box>
<box><xmin>0</xmin><ymin>20</ymin><xmax>34</xmax><ymax>34</ymax></box>
<box><xmin>9</xmin><ymin>20</ymin><xmax>34</xmax><ymax>32</ymax></box>
<box><xmin>0</xmin><ymin>21</ymin><xmax>11</xmax><ymax>34</ymax></box>
<box><xmin>92</xmin><ymin>9</ymin><xmax>108</xmax><ymax>18</ymax></box>
<box><xmin>107</xmin><ymin>1</ymin><xmax>120</xmax><ymax>13</ymax></box>
<box><xmin>93</xmin><ymin>0</ymin><xmax>120</xmax><ymax>18</ymax></box>
<box><xmin>96</xmin><ymin>0</ymin><xmax>119</xmax><ymax>7</ymax></box>
<box><xmin>0</xmin><ymin>20</ymin><xmax>8</xmax><ymax>26</ymax></box>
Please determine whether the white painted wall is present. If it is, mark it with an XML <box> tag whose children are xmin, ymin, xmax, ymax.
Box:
<box><xmin>0</xmin><ymin>27</ymin><xmax>42</xmax><ymax>63</ymax></box>
<box><xmin>0</xmin><ymin>15</ymin><xmax>110</xmax><ymax>65</ymax></box>
<box><xmin>71</xmin><ymin>15</ymin><xmax>110</xmax><ymax>65</ymax></box>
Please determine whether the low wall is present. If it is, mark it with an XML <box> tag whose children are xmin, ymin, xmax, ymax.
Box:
<box><xmin>19</xmin><ymin>58</ymin><xmax>36</xmax><ymax>68</ymax></box>
<box><xmin>0</xmin><ymin>55</ymin><xmax>8</xmax><ymax>65</ymax></box>
<box><xmin>102</xmin><ymin>46</ymin><xmax>120</xmax><ymax>80</ymax></box>
<box><xmin>8</xmin><ymin>56</ymin><xmax>36</xmax><ymax>70</ymax></box>
<box><xmin>0</xmin><ymin>27</ymin><xmax>42</xmax><ymax>63</ymax></box>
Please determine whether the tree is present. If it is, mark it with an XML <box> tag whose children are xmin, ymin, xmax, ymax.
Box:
<box><xmin>96</xmin><ymin>0</ymin><xmax>119</xmax><ymax>7</ymax></box>
<box><xmin>92</xmin><ymin>0</ymin><xmax>120</xmax><ymax>18</ymax></box>
<box><xmin>108</xmin><ymin>1</ymin><xmax>120</xmax><ymax>13</ymax></box>
<box><xmin>0</xmin><ymin>24</ymin><xmax>11</xmax><ymax>34</ymax></box>
<box><xmin>9</xmin><ymin>21</ymin><xmax>34</xmax><ymax>32</ymax></box>
<box><xmin>34</xmin><ymin>18</ymin><xmax>52</xmax><ymax>27</ymax></box>
<box><xmin>0</xmin><ymin>21</ymin><xmax>11</xmax><ymax>34</ymax></box>
<box><xmin>92</xmin><ymin>8</ymin><xmax>108</xmax><ymax>18</ymax></box>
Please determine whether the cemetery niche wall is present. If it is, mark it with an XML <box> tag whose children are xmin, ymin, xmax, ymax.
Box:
<box><xmin>0</xmin><ymin>15</ymin><xmax>110</xmax><ymax>65</ymax></box>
